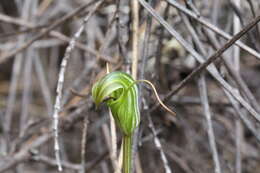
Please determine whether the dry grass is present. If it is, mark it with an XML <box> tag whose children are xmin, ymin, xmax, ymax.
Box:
<box><xmin>0</xmin><ymin>0</ymin><xmax>260</xmax><ymax>172</ymax></box>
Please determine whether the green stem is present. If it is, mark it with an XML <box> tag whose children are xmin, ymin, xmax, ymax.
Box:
<box><xmin>123</xmin><ymin>134</ymin><xmax>132</xmax><ymax>173</ymax></box>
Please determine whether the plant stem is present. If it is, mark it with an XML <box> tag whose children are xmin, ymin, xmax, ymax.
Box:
<box><xmin>123</xmin><ymin>134</ymin><xmax>132</xmax><ymax>173</ymax></box>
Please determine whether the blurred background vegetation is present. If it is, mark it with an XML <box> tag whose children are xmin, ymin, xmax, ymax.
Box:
<box><xmin>0</xmin><ymin>0</ymin><xmax>260</xmax><ymax>172</ymax></box>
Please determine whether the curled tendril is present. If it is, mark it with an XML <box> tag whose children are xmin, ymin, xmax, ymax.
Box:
<box><xmin>92</xmin><ymin>71</ymin><xmax>176</xmax><ymax>136</ymax></box>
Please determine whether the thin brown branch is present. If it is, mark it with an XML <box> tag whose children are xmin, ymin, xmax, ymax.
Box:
<box><xmin>52</xmin><ymin>1</ymin><xmax>104</xmax><ymax>170</ymax></box>
<box><xmin>162</xmin><ymin>17</ymin><xmax>260</xmax><ymax>100</ymax></box>
<box><xmin>80</xmin><ymin>117</ymin><xmax>89</xmax><ymax>173</ymax></box>
<box><xmin>0</xmin><ymin>1</ymin><xmax>95</xmax><ymax>64</ymax></box>
<box><xmin>139</xmin><ymin>0</ymin><xmax>260</xmax><ymax>122</ymax></box>
<box><xmin>131</xmin><ymin>0</ymin><xmax>139</xmax><ymax>79</ymax></box>
<box><xmin>0</xmin><ymin>134</ymin><xmax>51</xmax><ymax>173</ymax></box>
<box><xmin>166</xmin><ymin>0</ymin><xmax>260</xmax><ymax>60</ymax></box>
<box><xmin>203</xmin><ymin>29</ymin><xmax>260</xmax><ymax>114</ymax></box>
<box><xmin>0</xmin><ymin>13</ymin><xmax>115</xmax><ymax>63</ymax></box>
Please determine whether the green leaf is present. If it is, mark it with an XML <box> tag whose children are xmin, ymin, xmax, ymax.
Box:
<box><xmin>92</xmin><ymin>71</ymin><xmax>140</xmax><ymax>135</ymax></box>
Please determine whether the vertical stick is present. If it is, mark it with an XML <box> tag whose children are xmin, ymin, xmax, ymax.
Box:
<box><xmin>106</xmin><ymin>63</ymin><xmax>119</xmax><ymax>172</ymax></box>
<box><xmin>3</xmin><ymin>0</ymin><xmax>32</xmax><ymax>153</ymax></box>
<box><xmin>148</xmin><ymin>115</ymin><xmax>172</xmax><ymax>173</ymax></box>
<box><xmin>232</xmin><ymin>1</ymin><xmax>242</xmax><ymax>172</ymax></box>
<box><xmin>131</xmin><ymin>0</ymin><xmax>139</xmax><ymax>172</ymax></box>
<box><xmin>116</xmin><ymin>142</ymin><xmax>124</xmax><ymax>173</ymax></box>
<box><xmin>198</xmin><ymin>74</ymin><xmax>221</xmax><ymax>173</ymax></box>
<box><xmin>52</xmin><ymin>1</ymin><xmax>104</xmax><ymax>171</ymax></box>
<box><xmin>131</xmin><ymin>0</ymin><xmax>139</xmax><ymax>79</ymax></box>
<box><xmin>80</xmin><ymin>117</ymin><xmax>88</xmax><ymax>173</ymax></box>
<box><xmin>180</xmin><ymin>12</ymin><xmax>221</xmax><ymax>173</ymax></box>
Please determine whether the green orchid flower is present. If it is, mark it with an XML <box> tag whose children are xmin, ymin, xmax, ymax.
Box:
<box><xmin>92</xmin><ymin>71</ymin><xmax>140</xmax><ymax>136</ymax></box>
<box><xmin>92</xmin><ymin>71</ymin><xmax>176</xmax><ymax>173</ymax></box>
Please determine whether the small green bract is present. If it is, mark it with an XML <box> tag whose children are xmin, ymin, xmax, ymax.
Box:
<box><xmin>92</xmin><ymin>71</ymin><xmax>140</xmax><ymax>135</ymax></box>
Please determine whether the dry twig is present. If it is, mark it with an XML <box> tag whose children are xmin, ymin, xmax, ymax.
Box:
<box><xmin>52</xmin><ymin>1</ymin><xmax>104</xmax><ymax>170</ymax></box>
<box><xmin>0</xmin><ymin>1</ymin><xmax>95</xmax><ymax>64</ymax></box>
<box><xmin>139</xmin><ymin>0</ymin><xmax>260</xmax><ymax>121</ymax></box>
